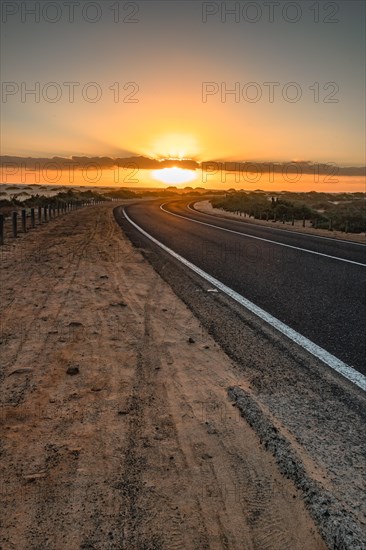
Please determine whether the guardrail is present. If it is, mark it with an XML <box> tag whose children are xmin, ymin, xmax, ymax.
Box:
<box><xmin>223</xmin><ymin>210</ymin><xmax>356</xmax><ymax>234</ymax></box>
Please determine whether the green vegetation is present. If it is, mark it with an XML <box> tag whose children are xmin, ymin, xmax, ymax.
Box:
<box><xmin>102</xmin><ymin>189</ymin><xmax>138</xmax><ymax>200</ymax></box>
<box><xmin>0</xmin><ymin>185</ymin><xmax>213</xmax><ymax>211</ymax></box>
<box><xmin>0</xmin><ymin>189</ymin><xmax>108</xmax><ymax>209</ymax></box>
<box><xmin>210</xmin><ymin>191</ymin><xmax>366</xmax><ymax>234</ymax></box>
<box><xmin>0</xmin><ymin>191</ymin><xmax>100</xmax><ymax>218</ymax></box>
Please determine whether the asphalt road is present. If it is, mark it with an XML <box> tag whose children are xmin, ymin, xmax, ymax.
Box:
<box><xmin>120</xmin><ymin>199</ymin><xmax>366</xmax><ymax>375</ymax></box>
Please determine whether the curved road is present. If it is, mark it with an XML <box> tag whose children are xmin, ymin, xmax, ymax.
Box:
<box><xmin>121</xmin><ymin>199</ymin><xmax>366</xmax><ymax>376</ymax></box>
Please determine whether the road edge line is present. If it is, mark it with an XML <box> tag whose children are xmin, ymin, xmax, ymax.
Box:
<box><xmin>122</xmin><ymin>207</ymin><xmax>366</xmax><ymax>392</ymax></box>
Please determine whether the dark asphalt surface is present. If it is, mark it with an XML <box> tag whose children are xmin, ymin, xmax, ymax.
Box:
<box><xmin>120</xmin><ymin>199</ymin><xmax>366</xmax><ymax>375</ymax></box>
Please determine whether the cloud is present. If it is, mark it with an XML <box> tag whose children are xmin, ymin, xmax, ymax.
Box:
<box><xmin>1</xmin><ymin>157</ymin><xmax>365</xmax><ymax>176</ymax></box>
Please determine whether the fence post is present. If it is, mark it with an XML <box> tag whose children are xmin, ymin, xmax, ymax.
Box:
<box><xmin>21</xmin><ymin>209</ymin><xmax>27</xmax><ymax>233</ymax></box>
<box><xmin>38</xmin><ymin>206</ymin><xmax>42</xmax><ymax>224</ymax></box>
<box><xmin>44</xmin><ymin>206</ymin><xmax>48</xmax><ymax>222</ymax></box>
<box><xmin>12</xmin><ymin>212</ymin><xmax>18</xmax><ymax>238</ymax></box>
<box><xmin>0</xmin><ymin>214</ymin><xmax>4</xmax><ymax>245</ymax></box>
<box><xmin>31</xmin><ymin>208</ymin><xmax>35</xmax><ymax>228</ymax></box>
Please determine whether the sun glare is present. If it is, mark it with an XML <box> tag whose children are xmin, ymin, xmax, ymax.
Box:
<box><xmin>150</xmin><ymin>133</ymin><xmax>200</xmax><ymax>160</ymax></box>
<box><xmin>151</xmin><ymin>167</ymin><xmax>197</xmax><ymax>185</ymax></box>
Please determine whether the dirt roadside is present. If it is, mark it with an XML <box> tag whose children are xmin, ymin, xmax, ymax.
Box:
<box><xmin>0</xmin><ymin>203</ymin><xmax>328</xmax><ymax>549</ymax></box>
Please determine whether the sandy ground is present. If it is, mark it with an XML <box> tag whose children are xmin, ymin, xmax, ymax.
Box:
<box><xmin>194</xmin><ymin>201</ymin><xmax>366</xmax><ymax>244</ymax></box>
<box><xmin>0</xmin><ymin>203</ymin><xmax>327</xmax><ymax>549</ymax></box>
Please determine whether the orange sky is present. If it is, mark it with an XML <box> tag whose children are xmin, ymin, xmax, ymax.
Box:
<box><xmin>1</xmin><ymin>1</ymin><xmax>365</xmax><ymax>190</ymax></box>
<box><xmin>1</xmin><ymin>167</ymin><xmax>364</xmax><ymax>193</ymax></box>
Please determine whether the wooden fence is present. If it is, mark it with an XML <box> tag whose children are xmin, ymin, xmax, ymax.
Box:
<box><xmin>0</xmin><ymin>199</ymin><xmax>105</xmax><ymax>246</ymax></box>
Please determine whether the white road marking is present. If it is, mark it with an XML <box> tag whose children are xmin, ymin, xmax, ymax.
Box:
<box><xmin>187</xmin><ymin>202</ymin><xmax>366</xmax><ymax>247</ymax></box>
<box><xmin>123</xmin><ymin>207</ymin><xmax>366</xmax><ymax>392</ymax></box>
<box><xmin>159</xmin><ymin>204</ymin><xmax>366</xmax><ymax>268</ymax></box>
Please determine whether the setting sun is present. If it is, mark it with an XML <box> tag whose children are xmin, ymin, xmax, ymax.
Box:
<box><xmin>151</xmin><ymin>167</ymin><xmax>197</xmax><ymax>185</ymax></box>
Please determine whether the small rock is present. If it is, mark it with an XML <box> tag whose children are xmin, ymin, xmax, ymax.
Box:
<box><xmin>8</xmin><ymin>367</ymin><xmax>33</xmax><ymax>376</ymax></box>
<box><xmin>69</xmin><ymin>448</ymin><xmax>81</xmax><ymax>458</ymax></box>
<box><xmin>68</xmin><ymin>393</ymin><xmax>79</xmax><ymax>401</ymax></box>
<box><xmin>205</xmin><ymin>422</ymin><xmax>217</xmax><ymax>435</ymax></box>
<box><xmin>201</xmin><ymin>453</ymin><xmax>213</xmax><ymax>460</ymax></box>
<box><xmin>66</xmin><ymin>366</ymin><xmax>79</xmax><ymax>376</ymax></box>
<box><xmin>100</xmin><ymin>275</ymin><xmax>108</xmax><ymax>279</ymax></box>
<box><xmin>24</xmin><ymin>472</ymin><xmax>46</xmax><ymax>482</ymax></box>
<box><xmin>118</xmin><ymin>410</ymin><xmax>129</xmax><ymax>416</ymax></box>
<box><xmin>68</xmin><ymin>321</ymin><xmax>83</xmax><ymax>327</ymax></box>
<box><xmin>188</xmin><ymin>337</ymin><xmax>195</xmax><ymax>344</ymax></box>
